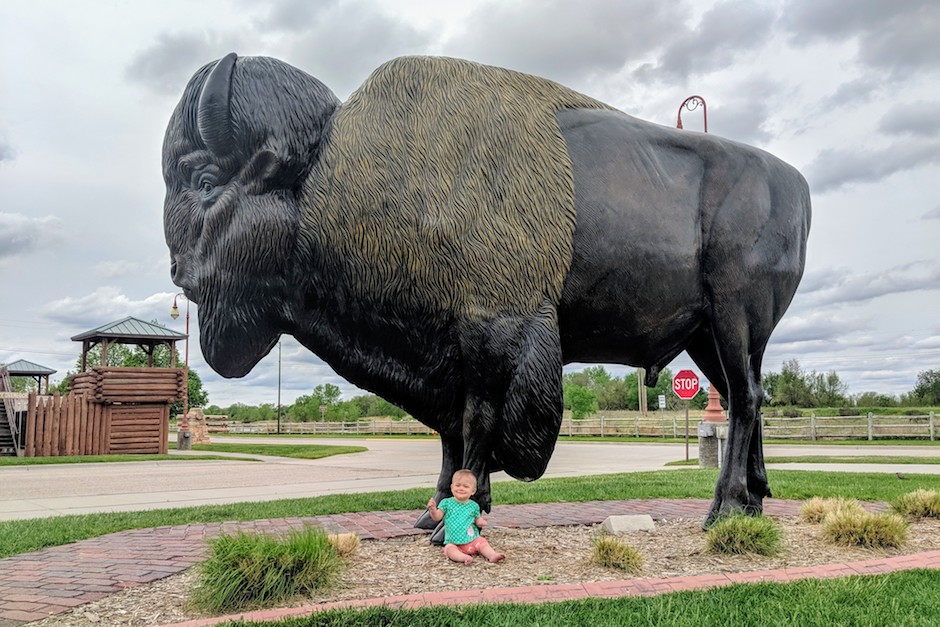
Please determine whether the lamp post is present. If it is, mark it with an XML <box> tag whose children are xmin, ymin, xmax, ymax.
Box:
<box><xmin>170</xmin><ymin>293</ymin><xmax>190</xmax><ymax>432</ymax></box>
<box><xmin>677</xmin><ymin>95</ymin><xmax>707</xmax><ymax>133</ymax></box>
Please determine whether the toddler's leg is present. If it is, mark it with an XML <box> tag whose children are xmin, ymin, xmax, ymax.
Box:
<box><xmin>443</xmin><ymin>544</ymin><xmax>473</xmax><ymax>565</ymax></box>
<box><xmin>477</xmin><ymin>538</ymin><xmax>506</xmax><ymax>563</ymax></box>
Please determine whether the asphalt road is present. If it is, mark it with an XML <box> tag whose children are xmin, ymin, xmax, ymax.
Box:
<box><xmin>1</xmin><ymin>438</ymin><xmax>937</xmax><ymax>521</ymax></box>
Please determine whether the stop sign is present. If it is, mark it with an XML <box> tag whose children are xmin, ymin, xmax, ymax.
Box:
<box><xmin>673</xmin><ymin>369</ymin><xmax>700</xmax><ymax>400</ymax></box>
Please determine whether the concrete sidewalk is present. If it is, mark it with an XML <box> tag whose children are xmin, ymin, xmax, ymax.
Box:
<box><xmin>1</xmin><ymin>440</ymin><xmax>937</xmax><ymax>521</ymax></box>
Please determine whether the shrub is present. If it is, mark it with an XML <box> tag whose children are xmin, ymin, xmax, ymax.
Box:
<box><xmin>592</xmin><ymin>535</ymin><xmax>643</xmax><ymax>573</ymax></box>
<box><xmin>705</xmin><ymin>514</ymin><xmax>781</xmax><ymax>556</ymax></box>
<box><xmin>327</xmin><ymin>532</ymin><xmax>361</xmax><ymax>557</ymax></box>
<box><xmin>191</xmin><ymin>526</ymin><xmax>345</xmax><ymax>614</ymax></box>
<box><xmin>891</xmin><ymin>489</ymin><xmax>940</xmax><ymax>519</ymax></box>
<box><xmin>800</xmin><ymin>497</ymin><xmax>866</xmax><ymax>523</ymax></box>
<box><xmin>822</xmin><ymin>510</ymin><xmax>908</xmax><ymax>549</ymax></box>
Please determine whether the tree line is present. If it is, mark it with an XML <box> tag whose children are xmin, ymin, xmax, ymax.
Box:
<box><xmin>199</xmin><ymin>362</ymin><xmax>935</xmax><ymax>423</ymax></box>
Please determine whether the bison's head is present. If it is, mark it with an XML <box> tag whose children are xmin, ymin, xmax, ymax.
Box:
<box><xmin>162</xmin><ymin>53</ymin><xmax>340</xmax><ymax>377</ymax></box>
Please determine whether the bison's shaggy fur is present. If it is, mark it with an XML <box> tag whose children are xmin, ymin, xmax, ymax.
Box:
<box><xmin>305</xmin><ymin>56</ymin><xmax>614</xmax><ymax>318</ymax></box>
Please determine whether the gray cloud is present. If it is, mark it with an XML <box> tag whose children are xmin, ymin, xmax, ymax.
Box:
<box><xmin>783</xmin><ymin>0</ymin><xmax>940</xmax><ymax>77</ymax></box>
<box><xmin>0</xmin><ymin>213</ymin><xmax>62</xmax><ymax>260</ymax></box>
<box><xmin>805</xmin><ymin>139</ymin><xmax>940</xmax><ymax>192</ymax></box>
<box><xmin>799</xmin><ymin>261</ymin><xmax>940</xmax><ymax>306</ymax></box>
<box><xmin>770</xmin><ymin>310</ymin><xmax>870</xmax><ymax>344</ymax></box>
<box><xmin>41</xmin><ymin>287</ymin><xmax>177</xmax><ymax>328</ymax></box>
<box><xmin>0</xmin><ymin>139</ymin><xmax>14</xmax><ymax>163</ymax></box>
<box><xmin>878</xmin><ymin>101</ymin><xmax>940</xmax><ymax>136</ymax></box>
<box><xmin>636</xmin><ymin>0</ymin><xmax>778</xmax><ymax>83</ymax></box>
<box><xmin>815</xmin><ymin>76</ymin><xmax>885</xmax><ymax>112</ymax></box>
<box><xmin>703</xmin><ymin>78</ymin><xmax>790</xmax><ymax>144</ymax></box>
<box><xmin>446</xmin><ymin>0</ymin><xmax>680</xmax><ymax>86</ymax></box>
<box><xmin>251</xmin><ymin>0</ymin><xmax>339</xmax><ymax>32</ymax></box>
<box><xmin>924</xmin><ymin>205</ymin><xmax>940</xmax><ymax>220</ymax></box>
<box><xmin>125</xmin><ymin>30</ymin><xmax>252</xmax><ymax>96</ymax></box>
<box><xmin>286</xmin><ymin>3</ymin><xmax>434</xmax><ymax>98</ymax></box>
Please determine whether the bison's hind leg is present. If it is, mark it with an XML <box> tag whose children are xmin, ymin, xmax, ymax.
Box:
<box><xmin>687</xmin><ymin>324</ymin><xmax>769</xmax><ymax>528</ymax></box>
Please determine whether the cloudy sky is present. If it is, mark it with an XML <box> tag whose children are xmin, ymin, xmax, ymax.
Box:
<box><xmin>1</xmin><ymin>0</ymin><xmax>938</xmax><ymax>408</ymax></box>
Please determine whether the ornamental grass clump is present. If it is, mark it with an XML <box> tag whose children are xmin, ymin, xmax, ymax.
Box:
<box><xmin>191</xmin><ymin>526</ymin><xmax>346</xmax><ymax>614</ymax></box>
<box><xmin>822</xmin><ymin>510</ymin><xmax>908</xmax><ymax>549</ymax></box>
<box><xmin>705</xmin><ymin>514</ymin><xmax>782</xmax><ymax>556</ymax></box>
<box><xmin>800</xmin><ymin>497</ymin><xmax>866</xmax><ymax>523</ymax></box>
<box><xmin>891</xmin><ymin>489</ymin><xmax>940</xmax><ymax>520</ymax></box>
<box><xmin>591</xmin><ymin>535</ymin><xmax>644</xmax><ymax>573</ymax></box>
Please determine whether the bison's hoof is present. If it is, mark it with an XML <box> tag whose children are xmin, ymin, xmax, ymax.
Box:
<box><xmin>429</xmin><ymin>521</ymin><xmax>445</xmax><ymax>546</ymax></box>
<box><xmin>414</xmin><ymin>509</ymin><xmax>438</xmax><ymax>530</ymax></box>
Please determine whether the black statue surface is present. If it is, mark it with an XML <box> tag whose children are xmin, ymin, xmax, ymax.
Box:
<box><xmin>162</xmin><ymin>54</ymin><xmax>811</xmax><ymax>529</ymax></box>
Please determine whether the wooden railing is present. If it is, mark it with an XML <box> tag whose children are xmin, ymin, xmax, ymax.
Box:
<box><xmin>192</xmin><ymin>412</ymin><xmax>938</xmax><ymax>441</ymax></box>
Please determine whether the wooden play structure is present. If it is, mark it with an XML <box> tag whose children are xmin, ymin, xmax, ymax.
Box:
<box><xmin>2</xmin><ymin>317</ymin><xmax>187</xmax><ymax>457</ymax></box>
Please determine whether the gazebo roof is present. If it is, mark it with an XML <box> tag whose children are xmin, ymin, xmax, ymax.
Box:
<box><xmin>71</xmin><ymin>316</ymin><xmax>186</xmax><ymax>343</ymax></box>
<box><xmin>3</xmin><ymin>359</ymin><xmax>57</xmax><ymax>376</ymax></box>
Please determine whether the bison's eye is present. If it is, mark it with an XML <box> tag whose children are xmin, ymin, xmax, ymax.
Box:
<box><xmin>197</xmin><ymin>172</ymin><xmax>219</xmax><ymax>199</ymax></box>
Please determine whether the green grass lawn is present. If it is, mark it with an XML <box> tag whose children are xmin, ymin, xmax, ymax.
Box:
<box><xmin>221</xmin><ymin>569</ymin><xmax>940</xmax><ymax>626</ymax></box>
<box><xmin>668</xmin><ymin>455</ymin><xmax>940</xmax><ymax>466</ymax></box>
<box><xmin>4</xmin><ymin>468</ymin><xmax>940</xmax><ymax>559</ymax></box>
<box><xmin>0</xmin><ymin>453</ymin><xmax>260</xmax><ymax>466</ymax></box>
<box><xmin>0</xmin><ymin>442</ymin><xmax>367</xmax><ymax>466</ymax></box>
<box><xmin>189</xmin><ymin>442</ymin><xmax>367</xmax><ymax>459</ymax></box>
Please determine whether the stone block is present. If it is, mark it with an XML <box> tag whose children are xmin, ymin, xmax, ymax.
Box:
<box><xmin>600</xmin><ymin>514</ymin><xmax>655</xmax><ymax>534</ymax></box>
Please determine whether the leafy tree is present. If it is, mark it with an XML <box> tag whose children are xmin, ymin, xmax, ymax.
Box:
<box><xmin>911</xmin><ymin>369</ymin><xmax>940</xmax><ymax>405</ymax></box>
<box><xmin>809</xmin><ymin>370</ymin><xmax>849</xmax><ymax>407</ymax></box>
<box><xmin>763</xmin><ymin>359</ymin><xmax>813</xmax><ymax>407</ymax></box>
<box><xmin>351</xmin><ymin>394</ymin><xmax>407</xmax><ymax>418</ymax></box>
<box><xmin>854</xmin><ymin>391</ymin><xmax>898</xmax><ymax>407</ymax></box>
<box><xmin>564</xmin><ymin>384</ymin><xmax>598</xmax><ymax>420</ymax></box>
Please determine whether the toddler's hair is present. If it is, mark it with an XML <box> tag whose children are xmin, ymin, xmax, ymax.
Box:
<box><xmin>452</xmin><ymin>469</ymin><xmax>477</xmax><ymax>487</ymax></box>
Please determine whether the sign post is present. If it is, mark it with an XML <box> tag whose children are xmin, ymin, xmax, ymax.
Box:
<box><xmin>673</xmin><ymin>370</ymin><xmax>700</xmax><ymax>461</ymax></box>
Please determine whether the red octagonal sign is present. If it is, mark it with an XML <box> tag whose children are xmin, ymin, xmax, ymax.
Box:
<box><xmin>673</xmin><ymin>369</ymin><xmax>700</xmax><ymax>400</ymax></box>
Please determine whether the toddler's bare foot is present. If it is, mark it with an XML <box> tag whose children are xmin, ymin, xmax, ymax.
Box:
<box><xmin>463</xmin><ymin>556</ymin><xmax>473</xmax><ymax>565</ymax></box>
<box><xmin>488</xmin><ymin>553</ymin><xmax>506</xmax><ymax>563</ymax></box>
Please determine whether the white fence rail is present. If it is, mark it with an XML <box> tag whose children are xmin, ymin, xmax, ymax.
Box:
<box><xmin>184</xmin><ymin>412</ymin><xmax>938</xmax><ymax>441</ymax></box>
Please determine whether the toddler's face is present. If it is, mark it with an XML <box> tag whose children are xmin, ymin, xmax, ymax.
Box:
<box><xmin>451</xmin><ymin>476</ymin><xmax>476</xmax><ymax>501</ymax></box>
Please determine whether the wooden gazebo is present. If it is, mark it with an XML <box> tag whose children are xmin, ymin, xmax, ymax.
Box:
<box><xmin>71</xmin><ymin>316</ymin><xmax>187</xmax><ymax>372</ymax></box>
<box><xmin>20</xmin><ymin>317</ymin><xmax>188</xmax><ymax>457</ymax></box>
<box><xmin>3</xmin><ymin>359</ymin><xmax>56</xmax><ymax>394</ymax></box>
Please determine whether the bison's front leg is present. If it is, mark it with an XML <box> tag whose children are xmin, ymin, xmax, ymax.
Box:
<box><xmin>415</xmin><ymin>433</ymin><xmax>463</xmax><ymax>533</ymax></box>
<box><xmin>460</xmin><ymin>303</ymin><xmax>565</xmax><ymax>514</ymax></box>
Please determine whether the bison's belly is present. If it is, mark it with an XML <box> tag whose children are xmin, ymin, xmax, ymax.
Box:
<box><xmin>557</xmin><ymin>107</ymin><xmax>707</xmax><ymax>366</ymax></box>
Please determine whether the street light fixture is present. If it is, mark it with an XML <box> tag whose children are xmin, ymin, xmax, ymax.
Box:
<box><xmin>677</xmin><ymin>95</ymin><xmax>708</xmax><ymax>133</ymax></box>
<box><xmin>170</xmin><ymin>293</ymin><xmax>190</xmax><ymax>431</ymax></box>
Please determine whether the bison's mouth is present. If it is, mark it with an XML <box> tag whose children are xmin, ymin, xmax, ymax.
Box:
<box><xmin>199</xmin><ymin>301</ymin><xmax>279</xmax><ymax>378</ymax></box>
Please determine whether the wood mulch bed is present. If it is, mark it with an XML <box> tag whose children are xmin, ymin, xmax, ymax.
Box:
<box><xmin>31</xmin><ymin>517</ymin><xmax>940</xmax><ymax>626</ymax></box>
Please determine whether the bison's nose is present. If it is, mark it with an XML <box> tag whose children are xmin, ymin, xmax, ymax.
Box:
<box><xmin>170</xmin><ymin>254</ymin><xmax>194</xmax><ymax>291</ymax></box>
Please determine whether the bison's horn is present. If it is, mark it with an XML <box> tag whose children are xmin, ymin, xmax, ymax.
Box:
<box><xmin>197</xmin><ymin>52</ymin><xmax>238</xmax><ymax>156</ymax></box>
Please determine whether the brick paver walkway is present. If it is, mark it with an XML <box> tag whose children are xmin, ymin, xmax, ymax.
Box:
<box><xmin>0</xmin><ymin>498</ymin><xmax>919</xmax><ymax>627</ymax></box>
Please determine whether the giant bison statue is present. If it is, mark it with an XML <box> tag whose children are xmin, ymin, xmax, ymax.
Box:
<box><xmin>163</xmin><ymin>53</ymin><xmax>811</xmax><ymax>529</ymax></box>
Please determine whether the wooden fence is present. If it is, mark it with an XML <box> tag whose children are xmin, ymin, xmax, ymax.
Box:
<box><xmin>21</xmin><ymin>367</ymin><xmax>182</xmax><ymax>457</ymax></box>
<box><xmin>198</xmin><ymin>412</ymin><xmax>937</xmax><ymax>441</ymax></box>
<box><xmin>24</xmin><ymin>392</ymin><xmax>172</xmax><ymax>456</ymax></box>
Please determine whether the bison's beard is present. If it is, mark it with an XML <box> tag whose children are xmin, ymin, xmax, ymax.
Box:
<box><xmin>199</xmin><ymin>296</ymin><xmax>280</xmax><ymax>378</ymax></box>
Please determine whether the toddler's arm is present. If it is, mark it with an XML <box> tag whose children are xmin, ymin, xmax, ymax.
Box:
<box><xmin>475</xmin><ymin>516</ymin><xmax>487</xmax><ymax>528</ymax></box>
<box><xmin>427</xmin><ymin>498</ymin><xmax>444</xmax><ymax>521</ymax></box>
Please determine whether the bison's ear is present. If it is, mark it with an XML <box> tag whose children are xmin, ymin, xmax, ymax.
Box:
<box><xmin>241</xmin><ymin>149</ymin><xmax>292</xmax><ymax>194</ymax></box>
